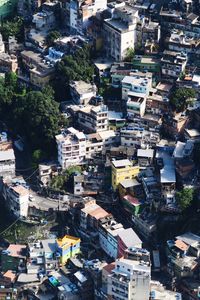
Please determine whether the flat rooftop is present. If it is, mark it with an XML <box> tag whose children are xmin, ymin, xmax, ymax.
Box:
<box><xmin>70</xmin><ymin>80</ymin><xmax>96</xmax><ymax>95</ymax></box>
<box><xmin>112</xmin><ymin>159</ymin><xmax>132</xmax><ymax>168</ymax></box>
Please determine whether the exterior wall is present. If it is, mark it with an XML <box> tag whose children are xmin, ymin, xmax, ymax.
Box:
<box><xmin>99</xmin><ymin>230</ymin><xmax>118</xmax><ymax>259</ymax></box>
<box><xmin>78</xmin><ymin>107</ymin><xmax>108</xmax><ymax>133</ymax></box>
<box><xmin>0</xmin><ymin>160</ymin><xmax>15</xmax><ymax>175</ymax></box>
<box><xmin>30</xmin><ymin>69</ymin><xmax>54</xmax><ymax>88</ymax></box>
<box><xmin>127</xmin><ymin>98</ymin><xmax>146</xmax><ymax>117</ymax></box>
<box><xmin>108</xmin><ymin>261</ymin><xmax>150</xmax><ymax>300</ymax></box>
<box><xmin>104</xmin><ymin>23</ymin><xmax>137</xmax><ymax>61</ymax></box>
<box><xmin>56</xmin><ymin>236</ymin><xmax>81</xmax><ymax>265</ymax></box>
<box><xmin>112</xmin><ymin>165</ymin><xmax>139</xmax><ymax>191</ymax></box>
<box><xmin>122</xmin><ymin>82</ymin><xmax>150</xmax><ymax>101</ymax></box>
<box><xmin>57</xmin><ymin>137</ymin><xmax>86</xmax><ymax>169</ymax></box>
<box><xmin>2</xmin><ymin>185</ymin><xmax>29</xmax><ymax>218</ymax></box>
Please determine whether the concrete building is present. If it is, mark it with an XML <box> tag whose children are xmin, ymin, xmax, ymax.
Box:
<box><xmin>56</xmin><ymin>127</ymin><xmax>117</xmax><ymax>168</ymax></box>
<box><xmin>32</xmin><ymin>8</ymin><xmax>56</xmax><ymax>30</ymax></box>
<box><xmin>127</xmin><ymin>95</ymin><xmax>147</xmax><ymax>117</ymax></box>
<box><xmin>56</xmin><ymin>127</ymin><xmax>86</xmax><ymax>169</ymax></box>
<box><xmin>122</xmin><ymin>74</ymin><xmax>152</xmax><ymax>102</ymax></box>
<box><xmin>111</xmin><ymin>159</ymin><xmax>139</xmax><ymax>191</ymax></box>
<box><xmin>150</xmin><ymin>281</ymin><xmax>182</xmax><ymax>300</ymax></box>
<box><xmin>107</xmin><ymin>258</ymin><xmax>151</xmax><ymax>300</ymax></box>
<box><xmin>161</xmin><ymin>50</ymin><xmax>187</xmax><ymax>80</ymax></box>
<box><xmin>69</xmin><ymin>0</ymin><xmax>107</xmax><ymax>34</ymax></box>
<box><xmin>2</xmin><ymin>183</ymin><xmax>29</xmax><ymax>219</ymax></box>
<box><xmin>27</xmin><ymin>240</ymin><xmax>58</xmax><ymax>276</ymax></box>
<box><xmin>118</xmin><ymin>228</ymin><xmax>142</xmax><ymax>258</ymax></box>
<box><xmin>76</xmin><ymin>104</ymin><xmax>109</xmax><ymax>133</ymax></box>
<box><xmin>70</xmin><ymin>81</ymin><xmax>97</xmax><ymax>105</ymax></box>
<box><xmin>80</xmin><ymin>199</ymin><xmax>110</xmax><ymax>231</ymax></box>
<box><xmin>120</xmin><ymin>126</ymin><xmax>160</xmax><ymax>149</ymax></box>
<box><xmin>56</xmin><ymin>235</ymin><xmax>81</xmax><ymax>265</ymax></box>
<box><xmin>99</xmin><ymin>217</ymin><xmax>124</xmax><ymax>259</ymax></box>
<box><xmin>20</xmin><ymin>50</ymin><xmax>55</xmax><ymax>88</ymax></box>
<box><xmin>104</xmin><ymin>4</ymin><xmax>139</xmax><ymax>61</ymax></box>
<box><xmin>156</xmin><ymin>149</ymin><xmax>176</xmax><ymax>205</ymax></box>
<box><xmin>0</xmin><ymin>139</ymin><xmax>15</xmax><ymax>176</ymax></box>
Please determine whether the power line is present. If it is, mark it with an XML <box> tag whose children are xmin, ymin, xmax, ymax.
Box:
<box><xmin>15</xmin><ymin>166</ymin><xmax>35</xmax><ymax>172</ymax></box>
<box><xmin>24</xmin><ymin>168</ymin><xmax>39</xmax><ymax>181</ymax></box>
<box><xmin>0</xmin><ymin>217</ymin><xmax>20</xmax><ymax>236</ymax></box>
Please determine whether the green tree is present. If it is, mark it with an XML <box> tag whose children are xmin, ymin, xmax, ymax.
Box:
<box><xmin>176</xmin><ymin>188</ymin><xmax>194</xmax><ymax>210</ymax></box>
<box><xmin>170</xmin><ymin>87</ymin><xmax>196</xmax><ymax>112</ymax></box>
<box><xmin>124</xmin><ymin>47</ymin><xmax>135</xmax><ymax>62</ymax></box>
<box><xmin>21</xmin><ymin>90</ymin><xmax>61</xmax><ymax>150</ymax></box>
<box><xmin>0</xmin><ymin>17</ymin><xmax>24</xmax><ymax>41</ymax></box>
<box><xmin>53</xmin><ymin>45</ymin><xmax>94</xmax><ymax>101</ymax></box>
<box><xmin>46</xmin><ymin>30</ymin><xmax>61</xmax><ymax>47</ymax></box>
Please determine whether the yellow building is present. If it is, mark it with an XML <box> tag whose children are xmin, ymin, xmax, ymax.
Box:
<box><xmin>111</xmin><ymin>159</ymin><xmax>139</xmax><ymax>191</ymax></box>
<box><xmin>56</xmin><ymin>235</ymin><xmax>81</xmax><ymax>265</ymax></box>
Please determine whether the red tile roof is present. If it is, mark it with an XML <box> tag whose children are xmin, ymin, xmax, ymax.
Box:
<box><xmin>123</xmin><ymin>194</ymin><xmax>140</xmax><ymax>206</ymax></box>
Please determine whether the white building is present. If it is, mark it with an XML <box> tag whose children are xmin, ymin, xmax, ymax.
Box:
<box><xmin>104</xmin><ymin>4</ymin><xmax>139</xmax><ymax>61</ymax></box>
<box><xmin>70</xmin><ymin>81</ymin><xmax>97</xmax><ymax>105</ymax></box>
<box><xmin>56</xmin><ymin>127</ymin><xmax>86</xmax><ymax>169</ymax></box>
<box><xmin>56</xmin><ymin>127</ymin><xmax>117</xmax><ymax>168</ymax></box>
<box><xmin>121</xmin><ymin>126</ymin><xmax>160</xmax><ymax>149</ymax></box>
<box><xmin>32</xmin><ymin>10</ymin><xmax>56</xmax><ymax>30</ymax></box>
<box><xmin>122</xmin><ymin>75</ymin><xmax>152</xmax><ymax>101</ymax></box>
<box><xmin>161</xmin><ymin>50</ymin><xmax>187</xmax><ymax>79</ymax></box>
<box><xmin>70</xmin><ymin>0</ymin><xmax>107</xmax><ymax>33</ymax></box>
<box><xmin>99</xmin><ymin>218</ymin><xmax>124</xmax><ymax>259</ymax></box>
<box><xmin>107</xmin><ymin>258</ymin><xmax>151</xmax><ymax>300</ymax></box>
<box><xmin>127</xmin><ymin>96</ymin><xmax>147</xmax><ymax>117</ymax></box>
<box><xmin>0</xmin><ymin>137</ymin><xmax>15</xmax><ymax>176</ymax></box>
<box><xmin>150</xmin><ymin>281</ymin><xmax>182</xmax><ymax>300</ymax></box>
<box><xmin>2</xmin><ymin>182</ymin><xmax>29</xmax><ymax>218</ymax></box>
<box><xmin>76</xmin><ymin>104</ymin><xmax>109</xmax><ymax>133</ymax></box>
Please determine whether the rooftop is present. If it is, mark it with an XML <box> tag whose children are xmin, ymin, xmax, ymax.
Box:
<box><xmin>56</xmin><ymin>235</ymin><xmax>80</xmax><ymax>248</ymax></box>
<box><xmin>5</xmin><ymin>244</ymin><xmax>26</xmax><ymax>258</ymax></box>
<box><xmin>120</xmin><ymin>178</ymin><xmax>140</xmax><ymax>188</ymax></box>
<box><xmin>118</xmin><ymin>228</ymin><xmax>142</xmax><ymax>248</ymax></box>
<box><xmin>0</xmin><ymin>148</ymin><xmax>15</xmax><ymax>162</ymax></box>
<box><xmin>11</xmin><ymin>185</ymin><xmax>29</xmax><ymax>197</ymax></box>
<box><xmin>112</xmin><ymin>159</ymin><xmax>132</xmax><ymax>168</ymax></box>
<box><xmin>3</xmin><ymin>270</ymin><xmax>16</xmax><ymax>282</ymax></box>
<box><xmin>176</xmin><ymin>232</ymin><xmax>200</xmax><ymax>247</ymax></box>
<box><xmin>70</xmin><ymin>80</ymin><xmax>96</xmax><ymax>95</ymax></box>
<box><xmin>41</xmin><ymin>239</ymin><xmax>57</xmax><ymax>253</ymax></box>
<box><xmin>123</xmin><ymin>195</ymin><xmax>140</xmax><ymax>207</ymax></box>
<box><xmin>137</xmin><ymin>149</ymin><xmax>154</xmax><ymax>158</ymax></box>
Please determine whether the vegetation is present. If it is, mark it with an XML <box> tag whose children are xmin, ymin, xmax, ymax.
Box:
<box><xmin>46</xmin><ymin>30</ymin><xmax>61</xmax><ymax>47</ymax></box>
<box><xmin>124</xmin><ymin>47</ymin><xmax>135</xmax><ymax>62</ymax></box>
<box><xmin>0</xmin><ymin>16</ymin><xmax>24</xmax><ymax>41</ymax></box>
<box><xmin>0</xmin><ymin>74</ymin><xmax>63</xmax><ymax>156</ymax></box>
<box><xmin>176</xmin><ymin>188</ymin><xmax>194</xmax><ymax>210</ymax></box>
<box><xmin>52</xmin><ymin>45</ymin><xmax>94</xmax><ymax>101</ymax></box>
<box><xmin>170</xmin><ymin>87</ymin><xmax>196</xmax><ymax>112</ymax></box>
<box><xmin>50</xmin><ymin>166</ymin><xmax>82</xmax><ymax>191</ymax></box>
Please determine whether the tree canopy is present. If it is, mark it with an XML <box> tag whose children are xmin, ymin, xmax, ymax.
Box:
<box><xmin>0</xmin><ymin>74</ymin><xmax>63</xmax><ymax>155</ymax></box>
<box><xmin>124</xmin><ymin>47</ymin><xmax>135</xmax><ymax>62</ymax></box>
<box><xmin>176</xmin><ymin>188</ymin><xmax>194</xmax><ymax>210</ymax></box>
<box><xmin>0</xmin><ymin>17</ymin><xmax>24</xmax><ymax>41</ymax></box>
<box><xmin>46</xmin><ymin>30</ymin><xmax>61</xmax><ymax>47</ymax></box>
<box><xmin>170</xmin><ymin>87</ymin><xmax>196</xmax><ymax>112</ymax></box>
<box><xmin>52</xmin><ymin>45</ymin><xmax>94</xmax><ymax>101</ymax></box>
